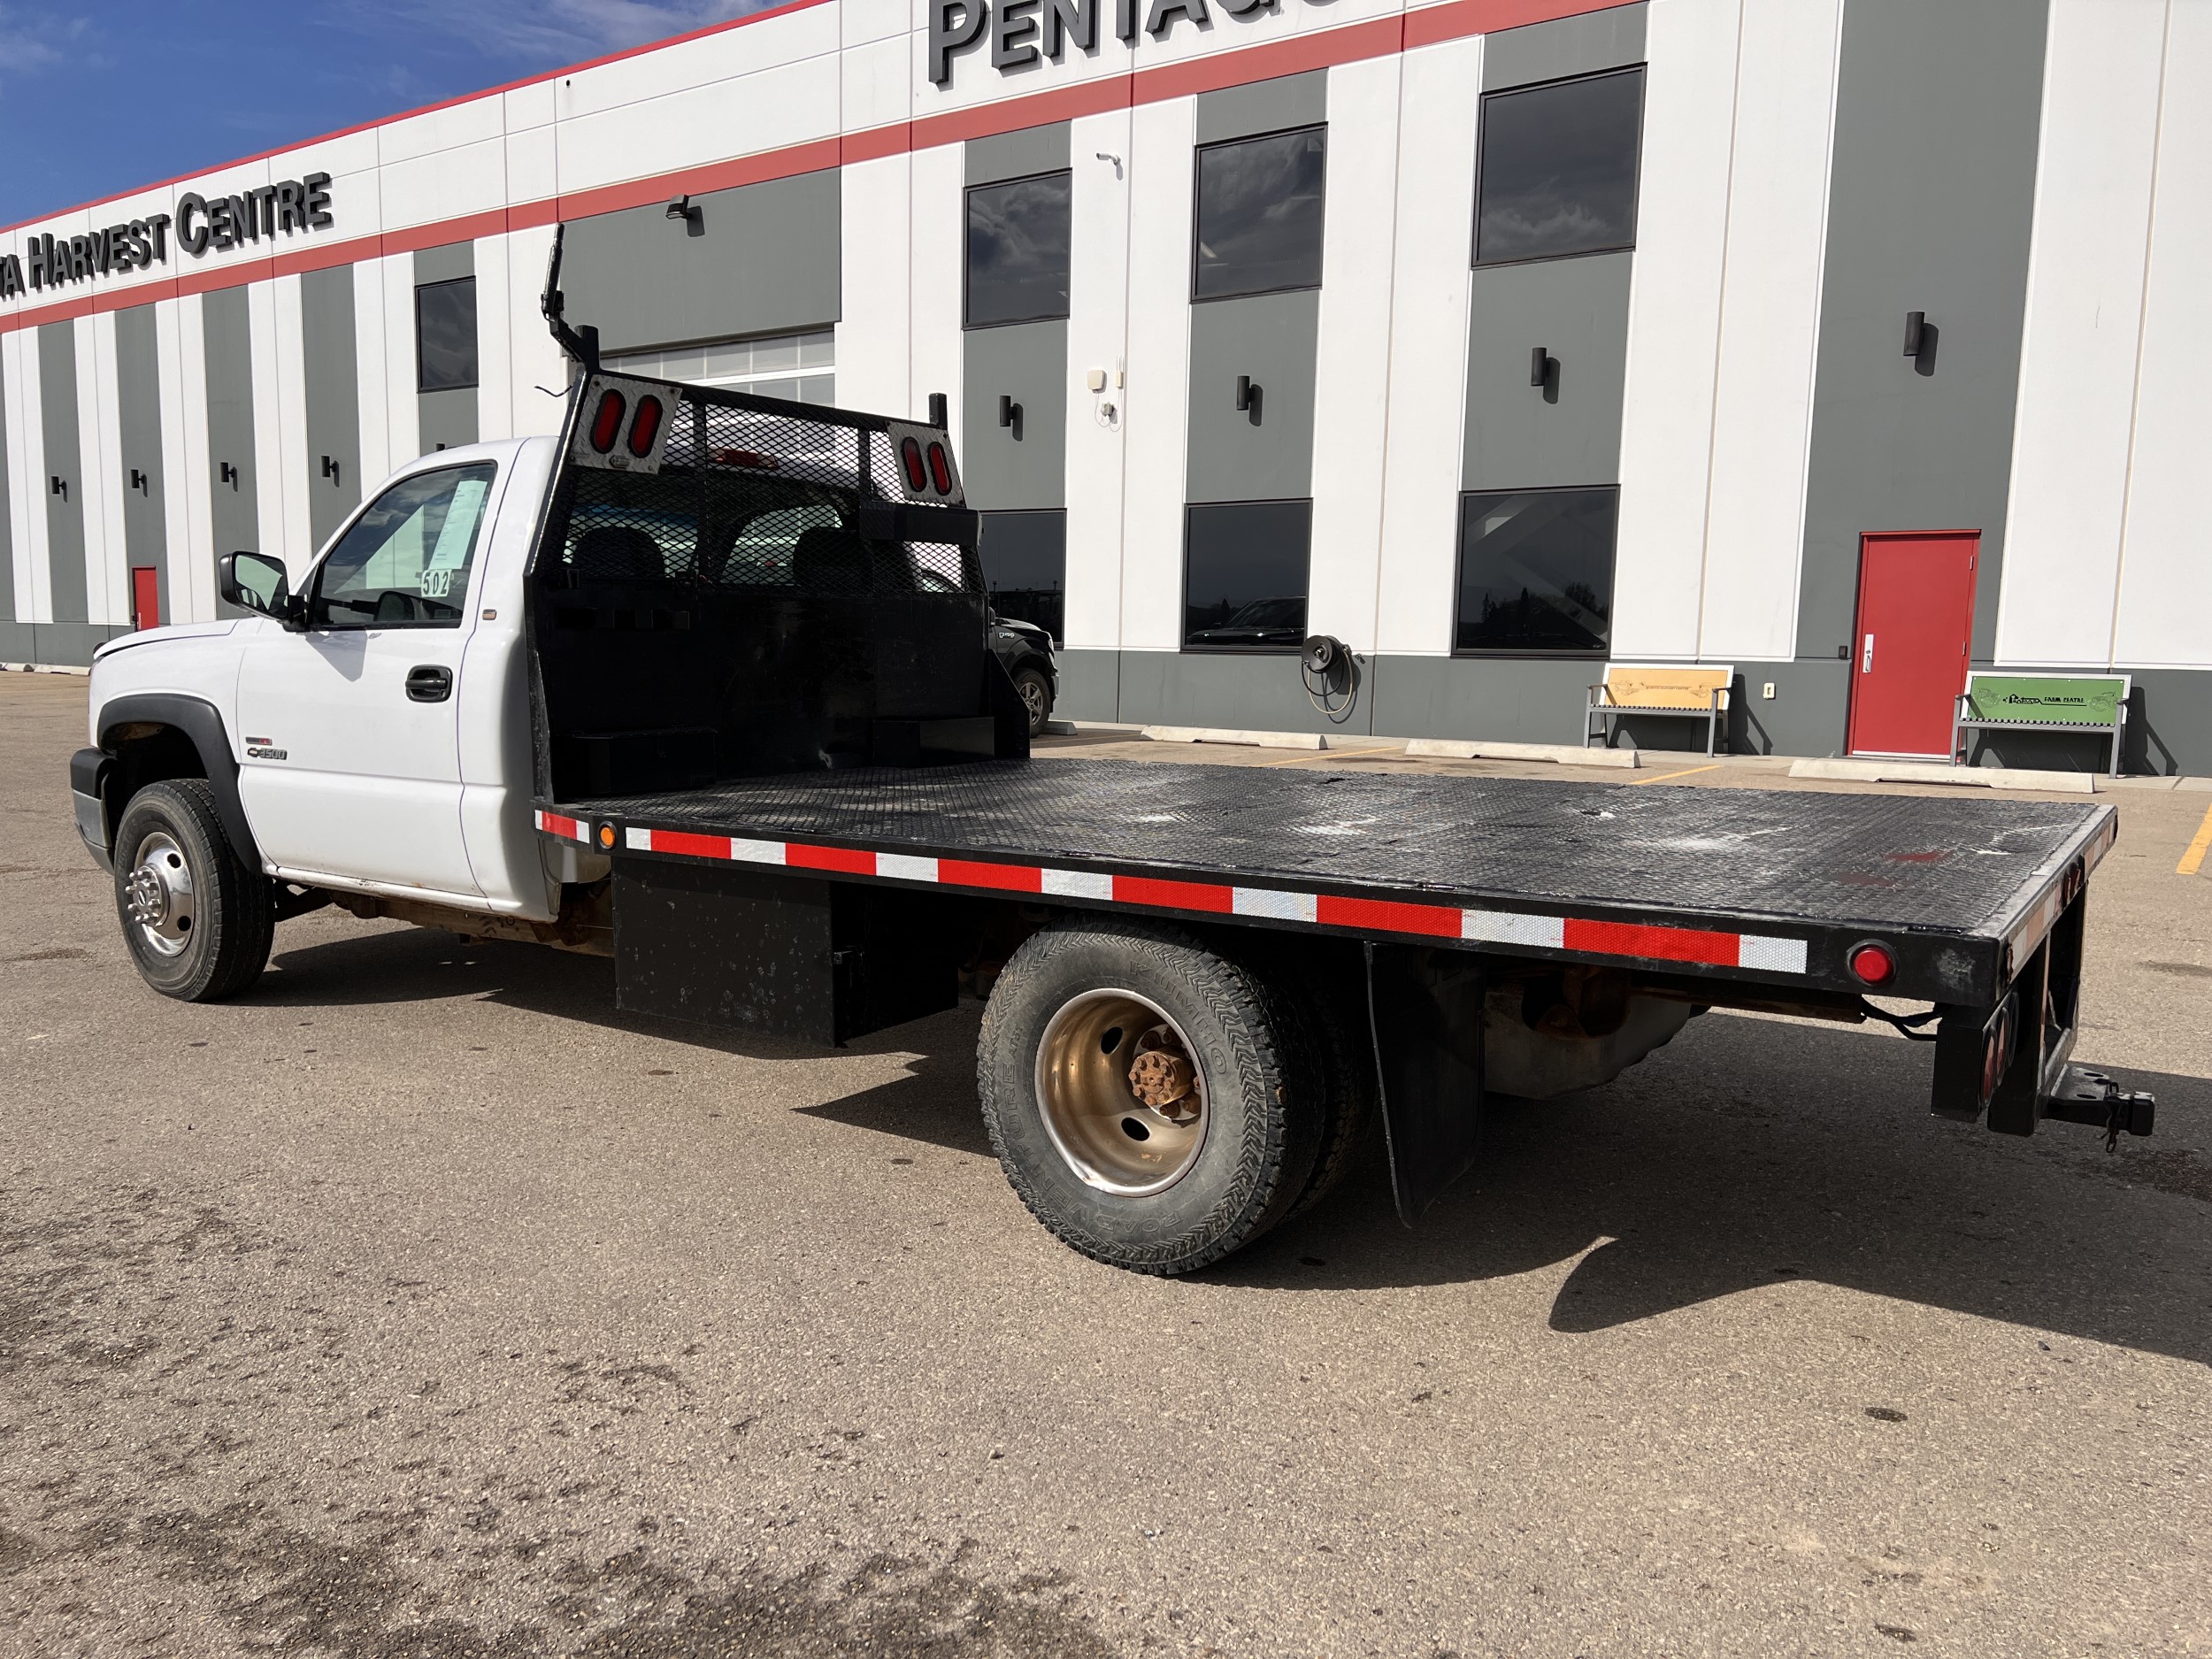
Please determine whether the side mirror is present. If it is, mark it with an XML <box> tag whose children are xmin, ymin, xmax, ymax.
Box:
<box><xmin>219</xmin><ymin>551</ymin><xmax>302</xmax><ymax>629</ymax></box>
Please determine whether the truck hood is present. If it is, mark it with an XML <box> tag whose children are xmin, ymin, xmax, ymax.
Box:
<box><xmin>93</xmin><ymin>621</ymin><xmax>240</xmax><ymax>661</ymax></box>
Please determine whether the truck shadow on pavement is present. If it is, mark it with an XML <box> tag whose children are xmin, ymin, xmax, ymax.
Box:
<box><xmin>263</xmin><ymin>926</ymin><xmax>2212</xmax><ymax>1366</ymax></box>
<box><xmin>1227</xmin><ymin>1013</ymin><xmax>2212</xmax><ymax>1367</ymax></box>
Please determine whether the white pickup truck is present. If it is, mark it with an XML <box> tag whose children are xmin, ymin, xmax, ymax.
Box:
<box><xmin>71</xmin><ymin>367</ymin><xmax>2153</xmax><ymax>1276</ymax></box>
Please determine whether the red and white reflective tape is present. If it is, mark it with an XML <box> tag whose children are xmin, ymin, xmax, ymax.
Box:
<box><xmin>534</xmin><ymin>809</ymin><xmax>591</xmax><ymax>845</ymax></box>
<box><xmin>614</xmin><ymin>825</ymin><xmax>1809</xmax><ymax>975</ymax></box>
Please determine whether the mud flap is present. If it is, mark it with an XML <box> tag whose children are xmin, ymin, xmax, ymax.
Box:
<box><xmin>1364</xmin><ymin>944</ymin><xmax>1486</xmax><ymax>1225</ymax></box>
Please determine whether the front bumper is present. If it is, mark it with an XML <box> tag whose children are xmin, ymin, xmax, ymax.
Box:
<box><xmin>70</xmin><ymin>747</ymin><xmax>111</xmax><ymax>873</ymax></box>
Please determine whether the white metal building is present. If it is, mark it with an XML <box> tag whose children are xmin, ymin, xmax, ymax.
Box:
<box><xmin>1</xmin><ymin>0</ymin><xmax>2206</xmax><ymax>771</ymax></box>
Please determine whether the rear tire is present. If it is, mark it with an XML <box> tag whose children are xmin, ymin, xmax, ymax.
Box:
<box><xmin>112</xmin><ymin>780</ymin><xmax>273</xmax><ymax>1002</ymax></box>
<box><xmin>1271</xmin><ymin>961</ymin><xmax>1379</xmax><ymax>1220</ymax></box>
<box><xmin>977</xmin><ymin>918</ymin><xmax>1322</xmax><ymax>1275</ymax></box>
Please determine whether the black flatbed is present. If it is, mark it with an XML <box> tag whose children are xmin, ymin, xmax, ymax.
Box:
<box><xmin>543</xmin><ymin>758</ymin><xmax>2114</xmax><ymax>1007</ymax></box>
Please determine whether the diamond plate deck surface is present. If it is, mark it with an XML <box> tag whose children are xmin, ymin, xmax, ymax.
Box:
<box><xmin>560</xmin><ymin>759</ymin><xmax>2107</xmax><ymax>936</ymax></box>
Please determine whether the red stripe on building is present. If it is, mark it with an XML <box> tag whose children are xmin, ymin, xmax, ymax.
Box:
<box><xmin>941</xmin><ymin>857</ymin><xmax>1044</xmax><ymax>893</ymax></box>
<box><xmin>1113</xmin><ymin>874</ymin><xmax>1236</xmax><ymax>914</ymax></box>
<box><xmin>1563</xmin><ymin>918</ymin><xmax>1742</xmax><ymax>968</ymax></box>
<box><xmin>787</xmin><ymin>841</ymin><xmax>876</xmax><ymax>875</ymax></box>
<box><xmin>652</xmin><ymin>828</ymin><xmax>734</xmax><ymax>861</ymax></box>
<box><xmin>1315</xmin><ymin>894</ymin><xmax>1462</xmax><ymax>938</ymax></box>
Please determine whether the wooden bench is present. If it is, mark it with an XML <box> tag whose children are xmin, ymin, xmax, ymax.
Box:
<box><xmin>1585</xmin><ymin>664</ymin><xmax>1734</xmax><ymax>757</ymax></box>
<box><xmin>1952</xmin><ymin>672</ymin><xmax>2129</xmax><ymax>778</ymax></box>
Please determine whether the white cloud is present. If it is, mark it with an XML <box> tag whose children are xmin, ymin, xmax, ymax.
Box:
<box><xmin>357</xmin><ymin>0</ymin><xmax>785</xmax><ymax>68</ymax></box>
<box><xmin>0</xmin><ymin>6</ymin><xmax>90</xmax><ymax>77</ymax></box>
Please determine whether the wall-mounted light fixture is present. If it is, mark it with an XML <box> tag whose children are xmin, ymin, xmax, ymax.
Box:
<box><xmin>1235</xmin><ymin>374</ymin><xmax>1260</xmax><ymax>414</ymax></box>
<box><xmin>927</xmin><ymin>391</ymin><xmax>949</xmax><ymax>428</ymax></box>
<box><xmin>130</xmin><ymin>468</ymin><xmax>149</xmax><ymax>495</ymax></box>
<box><xmin>1530</xmin><ymin>346</ymin><xmax>1556</xmax><ymax>388</ymax></box>
<box><xmin>664</xmin><ymin>194</ymin><xmax>702</xmax><ymax>232</ymax></box>
<box><xmin>49</xmin><ymin>475</ymin><xmax>66</xmax><ymax>500</ymax></box>
<box><xmin>998</xmin><ymin>394</ymin><xmax>1022</xmax><ymax>430</ymax></box>
<box><xmin>1901</xmin><ymin>311</ymin><xmax>1926</xmax><ymax>358</ymax></box>
<box><xmin>219</xmin><ymin>461</ymin><xmax>239</xmax><ymax>488</ymax></box>
<box><xmin>321</xmin><ymin>455</ymin><xmax>342</xmax><ymax>486</ymax></box>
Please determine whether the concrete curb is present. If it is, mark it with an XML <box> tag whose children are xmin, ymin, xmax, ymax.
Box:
<box><xmin>0</xmin><ymin>662</ymin><xmax>93</xmax><ymax>676</ymax></box>
<box><xmin>1404</xmin><ymin>738</ymin><xmax>1640</xmax><ymax>770</ymax></box>
<box><xmin>1788</xmin><ymin>757</ymin><xmax>2095</xmax><ymax>794</ymax></box>
<box><xmin>1141</xmin><ymin>725</ymin><xmax>1326</xmax><ymax>750</ymax></box>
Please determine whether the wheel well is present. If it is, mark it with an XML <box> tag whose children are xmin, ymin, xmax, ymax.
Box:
<box><xmin>103</xmin><ymin>723</ymin><xmax>208</xmax><ymax>847</ymax></box>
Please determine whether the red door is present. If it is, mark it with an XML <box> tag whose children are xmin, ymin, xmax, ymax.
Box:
<box><xmin>1847</xmin><ymin>532</ymin><xmax>1978</xmax><ymax>758</ymax></box>
<box><xmin>129</xmin><ymin>566</ymin><xmax>160</xmax><ymax>632</ymax></box>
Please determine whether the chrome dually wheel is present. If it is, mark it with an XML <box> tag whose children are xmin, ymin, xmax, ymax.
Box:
<box><xmin>1035</xmin><ymin>988</ymin><xmax>1209</xmax><ymax>1196</ymax></box>
<box><xmin>124</xmin><ymin>830</ymin><xmax>197</xmax><ymax>957</ymax></box>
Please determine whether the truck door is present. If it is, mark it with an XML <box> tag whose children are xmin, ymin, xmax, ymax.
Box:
<box><xmin>234</xmin><ymin>460</ymin><xmax>504</xmax><ymax>897</ymax></box>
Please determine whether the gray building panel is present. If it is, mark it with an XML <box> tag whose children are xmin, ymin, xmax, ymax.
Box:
<box><xmin>413</xmin><ymin>241</ymin><xmax>474</xmax><ymax>287</ymax></box>
<box><xmin>1796</xmin><ymin>0</ymin><xmax>2048</xmax><ymax>667</ymax></box>
<box><xmin>1195</xmin><ymin>71</ymin><xmax>1325</xmax><ymax>144</ymax></box>
<box><xmin>962</xmin><ymin>319</ymin><xmax>1069</xmax><ymax>511</ymax></box>
<box><xmin>114</xmin><ymin>304</ymin><xmax>169</xmax><ymax>626</ymax></box>
<box><xmin>37</xmin><ymin>322</ymin><xmax>87</xmax><ymax>626</ymax></box>
<box><xmin>1462</xmin><ymin>250</ymin><xmax>1632</xmax><ymax>491</ymax></box>
<box><xmin>966</xmin><ymin>122</ymin><xmax>1071</xmax><ymax>185</ymax></box>
<box><xmin>1481</xmin><ymin>3</ymin><xmax>1647</xmax><ymax>91</ymax></box>
<box><xmin>1185</xmin><ymin>287</ymin><xmax>1319</xmax><ymax>505</ymax></box>
<box><xmin>561</xmin><ymin>169</ymin><xmax>841</xmax><ymax>354</ymax></box>
<box><xmin>302</xmin><ymin>265</ymin><xmax>363</xmax><ymax>550</ymax></box>
<box><xmin>418</xmin><ymin>388</ymin><xmax>479</xmax><ymax>455</ymax></box>
<box><xmin>202</xmin><ymin>286</ymin><xmax>259</xmax><ymax>613</ymax></box>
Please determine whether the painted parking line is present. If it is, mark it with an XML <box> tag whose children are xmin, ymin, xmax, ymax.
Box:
<box><xmin>1627</xmin><ymin>764</ymin><xmax>1724</xmax><ymax>787</ymax></box>
<box><xmin>2179</xmin><ymin>800</ymin><xmax>2212</xmax><ymax>876</ymax></box>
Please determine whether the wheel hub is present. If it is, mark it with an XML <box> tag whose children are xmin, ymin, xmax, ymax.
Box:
<box><xmin>125</xmin><ymin>832</ymin><xmax>196</xmax><ymax>958</ymax></box>
<box><xmin>1034</xmin><ymin>989</ymin><xmax>1209</xmax><ymax>1195</ymax></box>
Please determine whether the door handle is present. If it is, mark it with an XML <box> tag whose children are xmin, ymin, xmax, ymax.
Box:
<box><xmin>406</xmin><ymin>664</ymin><xmax>453</xmax><ymax>703</ymax></box>
<box><xmin>1861</xmin><ymin>634</ymin><xmax>1875</xmax><ymax>673</ymax></box>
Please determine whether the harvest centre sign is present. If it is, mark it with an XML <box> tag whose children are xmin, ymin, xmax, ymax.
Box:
<box><xmin>0</xmin><ymin>173</ymin><xmax>335</xmax><ymax>304</ymax></box>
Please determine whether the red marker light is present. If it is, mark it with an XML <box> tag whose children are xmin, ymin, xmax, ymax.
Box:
<box><xmin>1848</xmin><ymin>942</ymin><xmax>1896</xmax><ymax>985</ymax></box>
<box><xmin>926</xmin><ymin>442</ymin><xmax>953</xmax><ymax>495</ymax></box>
<box><xmin>589</xmin><ymin>389</ymin><xmax>627</xmax><ymax>454</ymax></box>
<box><xmin>901</xmin><ymin>436</ymin><xmax>927</xmax><ymax>491</ymax></box>
<box><xmin>626</xmin><ymin>394</ymin><xmax>664</xmax><ymax>457</ymax></box>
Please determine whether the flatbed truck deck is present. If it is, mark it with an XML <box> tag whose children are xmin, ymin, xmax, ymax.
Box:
<box><xmin>73</xmin><ymin>292</ymin><xmax>2156</xmax><ymax>1275</ymax></box>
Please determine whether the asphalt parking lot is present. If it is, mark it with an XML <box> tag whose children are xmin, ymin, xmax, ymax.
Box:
<box><xmin>4</xmin><ymin>671</ymin><xmax>2208</xmax><ymax>1657</ymax></box>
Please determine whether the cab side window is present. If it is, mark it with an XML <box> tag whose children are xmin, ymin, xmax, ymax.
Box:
<box><xmin>311</xmin><ymin>463</ymin><xmax>498</xmax><ymax>628</ymax></box>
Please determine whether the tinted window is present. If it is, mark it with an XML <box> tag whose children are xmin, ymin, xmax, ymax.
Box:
<box><xmin>1184</xmin><ymin>499</ymin><xmax>1310</xmax><ymax>651</ymax></box>
<box><xmin>1453</xmin><ymin>488</ymin><xmax>1617</xmax><ymax>653</ymax></box>
<box><xmin>416</xmin><ymin>277</ymin><xmax>479</xmax><ymax>392</ymax></box>
<box><xmin>1475</xmin><ymin>69</ymin><xmax>1643</xmax><ymax>265</ymax></box>
<box><xmin>312</xmin><ymin>464</ymin><xmax>496</xmax><ymax>627</ymax></box>
<box><xmin>980</xmin><ymin>509</ymin><xmax>1066</xmax><ymax>643</ymax></box>
<box><xmin>1194</xmin><ymin>128</ymin><xmax>1326</xmax><ymax>302</ymax></box>
<box><xmin>967</xmin><ymin>173</ymin><xmax>1073</xmax><ymax>327</ymax></box>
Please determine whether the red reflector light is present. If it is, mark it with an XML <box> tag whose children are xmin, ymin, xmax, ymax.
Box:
<box><xmin>926</xmin><ymin>442</ymin><xmax>952</xmax><ymax>494</ymax></box>
<box><xmin>626</xmin><ymin>394</ymin><xmax>664</xmax><ymax>457</ymax></box>
<box><xmin>901</xmin><ymin>436</ymin><xmax>927</xmax><ymax>491</ymax></box>
<box><xmin>589</xmin><ymin>389</ymin><xmax>626</xmax><ymax>454</ymax></box>
<box><xmin>1849</xmin><ymin>943</ymin><xmax>1896</xmax><ymax>985</ymax></box>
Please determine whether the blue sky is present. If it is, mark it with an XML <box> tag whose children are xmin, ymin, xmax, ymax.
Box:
<box><xmin>0</xmin><ymin>0</ymin><xmax>773</xmax><ymax>227</ymax></box>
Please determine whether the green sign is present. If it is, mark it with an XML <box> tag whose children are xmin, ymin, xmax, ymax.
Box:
<box><xmin>1963</xmin><ymin>674</ymin><xmax>2126</xmax><ymax>726</ymax></box>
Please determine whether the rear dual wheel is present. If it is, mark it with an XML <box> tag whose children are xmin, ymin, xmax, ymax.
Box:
<box><xmin>977</xmin><ymin>918</ymin><xmax>1364</xmax><ymax>1274</ymax></box>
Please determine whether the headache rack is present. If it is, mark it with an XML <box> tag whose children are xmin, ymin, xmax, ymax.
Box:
<box><xmin>526</xmin><ymin>373</ymin><xmax>1026</xmax><ymax>803</ymax></box>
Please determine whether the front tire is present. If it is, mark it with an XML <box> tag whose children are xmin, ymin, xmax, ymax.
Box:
<box><xmin>977</xmin><ymin>918</ymin><xmax>1322</xmax><ymax>1274</ymax></box>
<box><xmin>112</xmin><ymin>780</ymin><xmax>273</xmax><ymax>1002</ymax></box>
